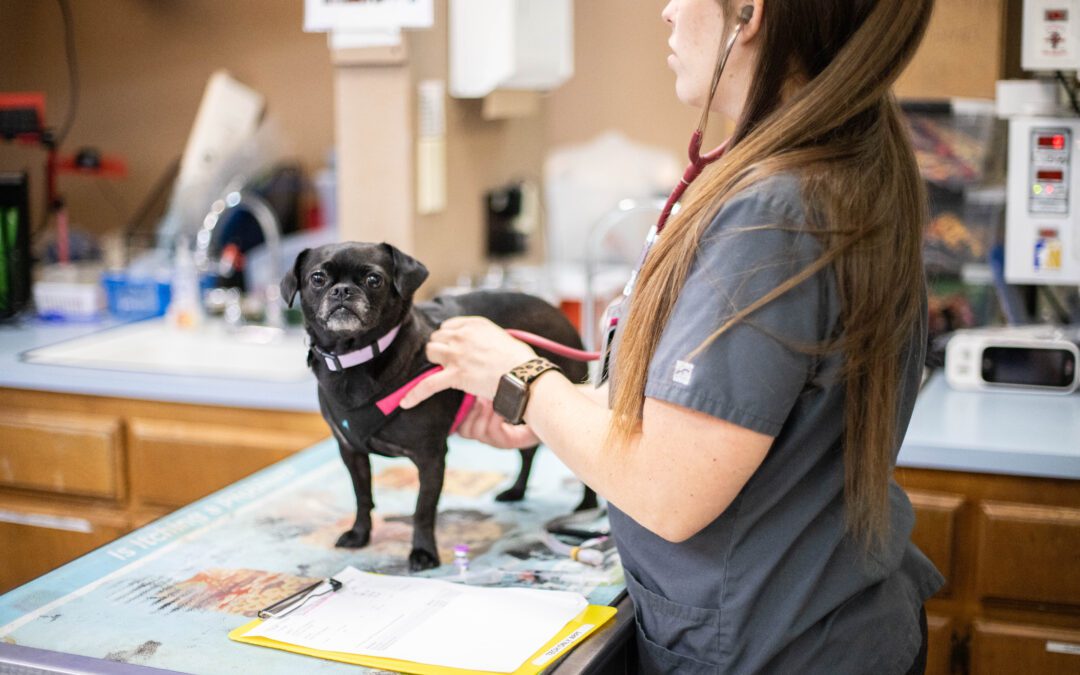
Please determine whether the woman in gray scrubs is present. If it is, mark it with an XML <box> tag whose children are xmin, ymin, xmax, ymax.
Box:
<box><xmin>402</xmin><ymin>0</ymin><xmax>943</xmax><ymax>672</ymax></box>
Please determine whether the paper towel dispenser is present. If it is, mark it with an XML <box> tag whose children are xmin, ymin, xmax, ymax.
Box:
<box><xmin>449</xmin><ymin>0</ymin><xmax>573</xmax><ymax>99</ymax></box>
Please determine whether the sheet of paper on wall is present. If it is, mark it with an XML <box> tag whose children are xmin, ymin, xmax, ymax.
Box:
<box><xmin>244</xmin><ymin>566</ymin><xmax>589</xmax><ymax>673</ymax></box>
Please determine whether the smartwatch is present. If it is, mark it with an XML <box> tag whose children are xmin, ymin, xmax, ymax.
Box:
<box><xmin>492</xmin><ymin>357</ymin><xmax>562</xmax><ymax>425</ymax></box>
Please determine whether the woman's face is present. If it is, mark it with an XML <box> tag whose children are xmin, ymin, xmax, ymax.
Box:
<box><xmin>662</xmin><ymin>0</ymin><xmax>756</xmax><ymax>120</ymax></box>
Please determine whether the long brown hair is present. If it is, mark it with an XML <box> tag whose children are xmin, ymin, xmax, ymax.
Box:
<box><xmin>610</xmin><ymin>0</ymin><xmax>934</xmax><ymax>550</ymax></box>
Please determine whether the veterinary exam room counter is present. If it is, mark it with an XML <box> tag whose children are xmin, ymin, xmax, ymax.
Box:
<box><xmin>3</xmin><ymin>321</ymin><xmax>1080</xmax><ymax>673</ymax></box>
<box><xmin>0</xmin><ymin>319</ymin><xmax>330</xmax><ymax>596</ymax></box>
<box><xmin>2</xmin><ymin>319</ymin><xmax>1078</xmax><ymax>477</ymax></box>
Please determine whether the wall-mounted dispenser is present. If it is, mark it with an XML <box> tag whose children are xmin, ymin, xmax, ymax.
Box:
<box><xmin>448</xmin><ymin>0</ymin><xmax>573</xmax><ymax>99</ymax></box>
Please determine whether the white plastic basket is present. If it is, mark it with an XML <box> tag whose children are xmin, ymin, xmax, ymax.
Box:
<box><xmin>33</xmin><ymin>280</ymin><xmax>105</xmax><ymax>319</ymax></box>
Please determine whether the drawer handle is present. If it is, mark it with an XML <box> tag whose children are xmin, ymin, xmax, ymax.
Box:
<box><xmin>1047</xmin><ymin>641</ymin><xmax>1080</xmax><ymax>656</ymax></box>
<box><xmin>0</xmin><ymin>508</ymin><xmax>93</xmax><ymax>533</ymax></box>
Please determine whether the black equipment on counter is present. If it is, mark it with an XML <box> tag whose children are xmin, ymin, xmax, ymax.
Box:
<box><xmin>0</xmin><ymin>172</ymin><xmax>32</xmax><ymax>320</ymax></box>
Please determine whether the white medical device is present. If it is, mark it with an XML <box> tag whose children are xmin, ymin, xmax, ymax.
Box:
<box><xmin>1022</xmin><ymin>0</ymin><xmax>1080</xmax><ymax>71</ymax></box>
<box><xmin>945</xmin><ymin>326</ymin><xmax>1079</xmax><ymax>394</ymax></box>
<box><xmin>1005</xmin><ymin>117</ymin><xmax>1080</xmax><ymax>283</ymax></box>
<box><xmin>1004</xmin><ymin>1</ymin><xmax>1080</xmax><ymax>284</ymax></box>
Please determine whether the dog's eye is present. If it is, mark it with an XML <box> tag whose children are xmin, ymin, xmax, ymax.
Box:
<box><xmin>365</xmin><ymin>273</ymin><xmax>383</xmax><ymax>289</ymax></box>
<box><xmin>309</xmin><ymin>271</ymin><xmax>328</xmax><ymax>288</ymax></box>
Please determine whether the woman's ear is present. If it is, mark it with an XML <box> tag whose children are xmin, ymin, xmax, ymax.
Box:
<box><xmin>738</xmin><ymin>0</ymin><xmax>765</xmax><ymax>43</ymax></box>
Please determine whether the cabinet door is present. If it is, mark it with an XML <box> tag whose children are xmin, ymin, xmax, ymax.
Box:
<box><xmin>128</xmin><ymin>418</ymin><xmax>323</xmax><ymax>509</ymax></box>
<box><xmin>972</xmin><ymin>620</ymin><xmax>1080</xmax><ymax>675</ymax></box>
<box><xmin>0</xmin><ymin>408</ymin><xmax>123</xmax><ymax>500</ymax></box>
<box><xmin>0</xmin><ymin>500</ymin><xmax>128</xmax><ymax>594</ymax></box>
<box><xmin>908</xmin><ymin>490</ymin><xmax>964</xmax><ymax>595</ymax></box>
<box><xmin>976</xmin><ymin>501</ymin><xmax>1080</xmax><ymax>607</ymax></box>
<box><xmin>925</xmin><ymin>614</ymin><xmax>954</xmax><ymax>675</ymax></box>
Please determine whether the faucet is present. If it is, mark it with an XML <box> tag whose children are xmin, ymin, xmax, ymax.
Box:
<box><xmin>195</xmin><ymin>188</ymin><xmax>284</xmax><ymax>328</ymax></box>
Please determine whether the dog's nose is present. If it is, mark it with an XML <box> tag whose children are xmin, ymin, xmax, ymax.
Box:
<box><xmin>329</xmin><ymin>284</ymin><xmax>354</xmax><ymax>300</ymax></box>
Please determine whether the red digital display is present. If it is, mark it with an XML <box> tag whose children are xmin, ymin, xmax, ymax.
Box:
<box><xmin>1038</xmin><ymin>169</ymin><xmax>1065</xmax><ymax>181</ymax></box>
<box><xmin>1038</xmin><ymin>134</ymin><xmax>1068</xmax><ymax>150</ymax></box>
<box><xmin>1046</xmin><ymin>9</ymin><xmax>1069</xmax><ymax>21</ymax></box>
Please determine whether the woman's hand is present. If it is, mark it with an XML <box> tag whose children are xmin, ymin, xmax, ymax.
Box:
<box><xmin>457</xmin><ymin>398</ymin><xmax>542</xmax><ymax>449</ymax></box>
<box><xmin>399</xmin><ymin>316</ymin><xmax>537</xmax><ymax>408</ymax></box>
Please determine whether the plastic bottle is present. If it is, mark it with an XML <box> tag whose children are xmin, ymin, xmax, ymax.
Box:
<box><xmin>167</xmin><ymin>238</ymin><xmax>202</xmax><ymax>330</ymax></box>
<box><xmin>453</xmin><ymin>544</ymin><xmax>470</xmax><ymax>579</ymax></box>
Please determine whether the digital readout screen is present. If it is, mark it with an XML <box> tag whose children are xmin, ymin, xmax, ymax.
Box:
<box><xmin>1038</xmin><ymin>135</ymin><xmax>1067</xmax><ymax>150</ymax></box>
<box><xmin>982</xmin><ymin>347</ymin><xmax>1076</xmax><ymax>387</ymax></box>
<box><xmin>1037</xmin><ymin>169</ymin><xmax>1065</xmax><ymax>181</ymax></box>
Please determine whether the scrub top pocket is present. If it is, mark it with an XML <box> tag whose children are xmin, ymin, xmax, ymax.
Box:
<box><xmin>624</xmin><ymin>567</ymin><xmax>722</xmax><ymax>673</ymax></box>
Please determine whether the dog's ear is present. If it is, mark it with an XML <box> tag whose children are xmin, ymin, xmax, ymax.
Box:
<box><xmin>380</xmin><ymin>243</ymin><xmax>429</xmax><ymax>299</ymax></box>
<box><xmin>280</xmin><ymin>248</ymin><xmax>310</xmax><ymax>308</ymax></box>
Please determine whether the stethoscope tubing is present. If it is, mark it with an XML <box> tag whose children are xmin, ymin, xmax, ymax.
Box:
<box><xmin>657</xmin><ymin>18</ymin><xmax>746</xmax><ymax>234</ymax></box>
<box><xmin>505</xmin><ymin>17</ymin><xmax>749</xmax><ymax>365</ymax></box>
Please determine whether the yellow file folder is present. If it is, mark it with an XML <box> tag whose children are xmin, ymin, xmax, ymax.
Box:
<box><xmin>229</xmin><ymin>603</ymin><xmax>617</xmax><ymax>675</ymax></box>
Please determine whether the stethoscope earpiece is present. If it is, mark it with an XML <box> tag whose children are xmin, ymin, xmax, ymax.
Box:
<box><xmin>739</xmin><ymin>5</ymin><xmax>754</xmax><ymax>24</ymax></box>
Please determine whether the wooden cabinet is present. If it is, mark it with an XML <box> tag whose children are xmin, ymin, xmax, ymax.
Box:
<box><xmin>0</xmin><ymin>492</ymin><xmax>130</xmax><ymax>592</ymax></box>
<box><xmin>0</xmin><ymin>387</ymin><xmax>328</xmax><ymax>594</ymax></box>
<box><xmin>127</xmin><ymin>417</ymin><xmax>319</xmax><ymax>509</ymax></box>
<box><xmin>897</xmin><ymin>467</ymin><xmax>1080</xmax><ymax>675</ymax></box>
<box><xmin>0</xmin><ymin>409</ymin><xmax>124</xmax><ymax>500</ymax></box>
<box><xmin>971</xmin><ymin>621</ymin><xmax>1080</xmax><ymax>674</ymax></box>
<box><xmin>975</xmin><ymin>502</ymin><xmax>1080</xmax><ymax>607</ymax></box>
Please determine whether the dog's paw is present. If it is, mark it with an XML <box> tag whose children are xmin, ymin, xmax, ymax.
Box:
<box><xmin>494</xmin><ymin>486</ymin><xmax>526</xmax><ymax>503</ymax></box>
<box><xmin>335</xmin><ymin>528</ymin><xmax>371</xmax><ymax>549</ymax></box>
<box><xmin>408</xmin><ymin>548</ymin><xmax>440</xmax><ymax>572</ymax></box>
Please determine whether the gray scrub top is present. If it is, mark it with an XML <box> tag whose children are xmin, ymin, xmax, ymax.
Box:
<box><xmin>606</xmin><ymin>173</ymin><xmax>944</xmax><ymax>674</ymax></box>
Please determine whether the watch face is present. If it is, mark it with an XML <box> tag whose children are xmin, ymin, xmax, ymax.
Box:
<box><xmin>493</xmin><ymin>375</ymin><xmax>529</xmax><ymax>424</ymax></box>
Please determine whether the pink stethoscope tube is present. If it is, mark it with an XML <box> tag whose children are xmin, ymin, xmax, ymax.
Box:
<box><xmin>656</xmin><ymin>9</ymin><xmax>747</xmax><ymax>233</ymax></box>
<box><xmin>507</xmin><ymin>329</ymin><xmax>602</xmax><ymax>362</ymax></box>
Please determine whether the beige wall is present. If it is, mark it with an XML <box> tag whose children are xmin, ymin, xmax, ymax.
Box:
<box><xmin>0</xmin><ymin>0</ymin><xmax>334</xmax><ymax>243</ymax></box>
<box><xmin>0</xmin><ymin>0</ymin><xmax>1008</xmax><ymax>289</ymax></box>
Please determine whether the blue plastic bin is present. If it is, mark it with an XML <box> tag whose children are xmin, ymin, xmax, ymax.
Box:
<box><xmin>102</xmin><ymin>271</ymin><xmax>172</xmax><ymax>320</ymax></box>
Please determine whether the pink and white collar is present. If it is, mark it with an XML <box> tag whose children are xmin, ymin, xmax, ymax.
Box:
<box><xmin>311</xmin><ymin>323</ymin><xmax>402</xmax><ymax>372</ymax></box>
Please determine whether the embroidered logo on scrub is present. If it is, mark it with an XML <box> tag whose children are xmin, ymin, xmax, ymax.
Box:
<box><xmin>673</xmin><ymin>360</ymin><xmax>694</xmax><ymax>386</ymax></box>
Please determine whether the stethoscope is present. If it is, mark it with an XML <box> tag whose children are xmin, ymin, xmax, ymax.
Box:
<box><xmin>656</xmin><ymin>4</ymin><xmax>755</xmax><ymax>234</ymax></box>
<box><xmin>594</xmin><ymin>5</ymin><xmax>755</xmax><ymax>384</ymax></box>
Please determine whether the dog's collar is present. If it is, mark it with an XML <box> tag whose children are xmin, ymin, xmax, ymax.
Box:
<box><xmin>311</xmin><ymin>323</ymin><xmax>402</xmax><ymax>372</ymax></box>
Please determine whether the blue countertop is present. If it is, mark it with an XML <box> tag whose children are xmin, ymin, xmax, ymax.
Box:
<box><xmin>0</xmin><ymin>318</ymin><xmax>319</xmax><ymax>412</ymax></box>
<box><xmin>898</xmin><ymin>372</ymin><xmax>1080</xmax><ymax>480</ymax></box>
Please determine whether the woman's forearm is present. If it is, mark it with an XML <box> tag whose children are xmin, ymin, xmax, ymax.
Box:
<box><xmin>525</xmin><ymin>373</ymin><xmax>770</xmax><ymax>542</ymax></box>
<box><xmin>524</xmin><ymin>374</ymin><xmax>689</xmax><ymax>539</ymax></box>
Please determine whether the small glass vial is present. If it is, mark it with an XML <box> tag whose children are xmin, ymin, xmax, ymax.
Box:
<box><xmin>453</xmin><ymin>544</ymin><xmax>470</xmax><ymax>579</ymax></box>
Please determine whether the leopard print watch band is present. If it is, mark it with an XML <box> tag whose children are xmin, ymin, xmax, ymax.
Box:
<box><xmin>509</xmin><ymin>357</ymin><xmax>562</xmax><ymax>385</ymax></box>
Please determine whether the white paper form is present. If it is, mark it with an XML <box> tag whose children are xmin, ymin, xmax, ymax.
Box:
<box><xmin>245</xmin><ymin>566</ymin><xmax>588</xmax><ymax>673</ymax></box>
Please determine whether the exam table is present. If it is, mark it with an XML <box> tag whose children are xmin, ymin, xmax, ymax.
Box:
<box><xmin>0</xmin><ymin>437</ymin><xmax>632</xmax><ymax>674</ymax></box>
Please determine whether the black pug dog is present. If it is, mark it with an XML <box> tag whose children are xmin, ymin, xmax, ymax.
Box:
<box><xmin>281</xmin><ymin>242</ymin><xmax>596</xmax><ymax>571</ymax></box>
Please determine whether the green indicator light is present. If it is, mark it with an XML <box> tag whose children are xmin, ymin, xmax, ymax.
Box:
<box><xmin>1033</xmin><ymin>184</ymin><xmax>1043</xmax><ymax>195</ymax></box>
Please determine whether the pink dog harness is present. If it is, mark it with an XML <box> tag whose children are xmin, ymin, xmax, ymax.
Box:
<box><xmin>376</xmin><ymin>367</ymin><xmax>476</xmax><ymax>434</ymax></box>
<box><xmin>315</xmin><ymin>324</ymin><xmax>599</xmax><ymax>437</ymax></box>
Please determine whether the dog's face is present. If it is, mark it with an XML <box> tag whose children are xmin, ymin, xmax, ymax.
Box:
<box><xmin>281</xmin><ymin>242</ymin><xmax>428</xmax><ymax>346</ymax></box>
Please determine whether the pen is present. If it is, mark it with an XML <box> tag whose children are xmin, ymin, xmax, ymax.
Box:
<box><xmin>258</xmin><ymin>577</ymin><xmax>343</xmax><ymax>619</ymax></box>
